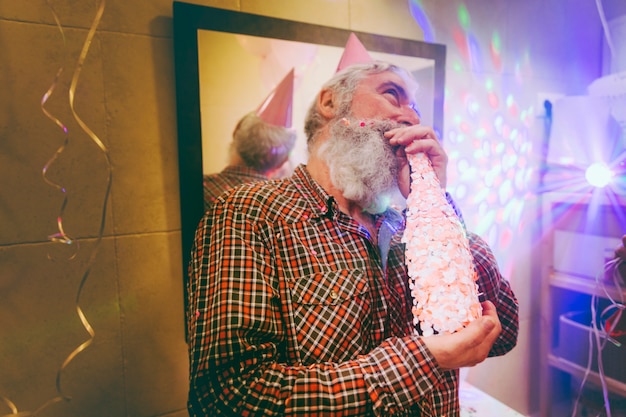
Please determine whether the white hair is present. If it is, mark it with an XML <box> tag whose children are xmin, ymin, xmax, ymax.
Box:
<box><xmin>232</xmin><ymin>112</ymin><xmax>297</xmax><ymax>173</ymax></box>
<box><xmin>317</xmin><ymin>118</ymin><xmax>403</xmax><ymax>214</ymax></box>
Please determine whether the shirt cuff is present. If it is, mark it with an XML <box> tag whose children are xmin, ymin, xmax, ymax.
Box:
<box><xmin>358</xmin><ymin>336</ymin><xmax>445</xmax><ymax>415</ymax></box>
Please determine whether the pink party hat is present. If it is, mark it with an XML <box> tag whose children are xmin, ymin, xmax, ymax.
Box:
<box><xmin>256</xmin><ymin>68</ymin><xmax>294</xmax><ymax>128</ymax></box>
<box><xmin>336</xmin><ymin>33</ymin><xmax>373</xmax><ymax>72</ymax></box>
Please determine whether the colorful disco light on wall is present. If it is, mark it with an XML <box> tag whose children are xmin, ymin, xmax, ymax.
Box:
<box><xmin>408</xmin><ymin>0</ymin><xmax>538</xmax><ymax>277</ymax></box>
<box><xmin>408</xmin><ymin>0</ymin><xmax>435</xmax><ymax>43</ymax></box>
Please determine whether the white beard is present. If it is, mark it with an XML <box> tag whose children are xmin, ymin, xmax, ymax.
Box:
<box><xmin>317</xmin><ymin>118</ymin><xmax>403</xmax><ymax>214</ymax></box>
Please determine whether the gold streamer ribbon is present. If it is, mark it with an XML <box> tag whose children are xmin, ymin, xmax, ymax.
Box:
<box><xmin>40</xmin><ymin>2</ymin><xmax>77</xmax><ymax>259</ymax></box>
<box><xmin>1</xmin><ymin>1</ymin><xmax>108</xmax><ymax>416</ymax></box>
<box><xmin>42</xmin><ymin>82</ymin><xmax>81</xmax><ymax>261</ymax></box>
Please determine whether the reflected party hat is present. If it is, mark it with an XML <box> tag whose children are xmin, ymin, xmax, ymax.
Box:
<box><xmin>256</xmin><ymin>68</ymin><xmax>295</xmax><ymax>128</ymax></box>
<box><xmin>336</xmin><ymin>32</ymin><xmax>373</xmax><ymax>72</ymax></box>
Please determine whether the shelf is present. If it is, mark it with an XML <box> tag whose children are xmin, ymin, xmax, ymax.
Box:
<box><xmin>550</xmin><ymin>271</ymin><xmax>626</xmax><ymax>300</ymax></box>
<box><xmin>539</xmin><ymin>190</ymin><xmax>626</xmax><ymax>417</ymax></box>
<box><xmin>548</xmin><ymin>353</ymin><xmax>626</xmax><ymax>397</ymax></box>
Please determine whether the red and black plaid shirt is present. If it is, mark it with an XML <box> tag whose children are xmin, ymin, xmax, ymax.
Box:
<box><xmin>203</xmin><ymin>165</ymin><xmax>269</xmax><ymax>212</ymax></box>
<box><xmin>188</xmin><ymin>165</ymin><xmax>519</xmax><ymax>416</ymax></box>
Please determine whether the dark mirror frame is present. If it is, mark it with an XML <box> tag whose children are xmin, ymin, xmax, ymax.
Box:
<box><xmin>173</xmin><ymin>1</ymin><xmax>446</xmax><ymax>314</ymax></box>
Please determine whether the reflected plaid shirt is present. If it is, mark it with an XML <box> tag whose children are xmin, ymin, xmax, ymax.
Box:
<box><xmin>188</xmin><ymin>165</ymin><xmax>519</xmax><ymax>416</ymax></box>
<box><xmin>203</xmin><ymin>165</ymin><xmax>269</xmax><ymax>212</ymax></box>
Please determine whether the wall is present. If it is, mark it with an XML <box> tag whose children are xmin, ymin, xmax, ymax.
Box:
<box><xmin>0</xmin><ymin>0</ymin><xmax>612</xmax><ymax>416</ymax></box>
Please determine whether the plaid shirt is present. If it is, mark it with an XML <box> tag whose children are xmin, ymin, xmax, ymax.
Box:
<box><xmin>188</xmin><ymin>165</ymin><xmax>519</xmax><ymax>416</ymax></box>
<box><xmin>203</xmin><ymin>165</ymin><xmax>269</xmax><ymax>211</ymax></box>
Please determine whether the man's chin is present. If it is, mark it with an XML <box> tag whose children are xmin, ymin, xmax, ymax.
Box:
<box><xmin>361</xmin><ymin>187</ymin><xmax>405</xmax><ymax>214</ymax></box>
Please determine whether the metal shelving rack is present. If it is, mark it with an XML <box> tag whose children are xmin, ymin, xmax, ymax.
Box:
<box><xmin>538</xmin><ymin>191</ymin><xmax>626</xmax><ymax>416</ymax></box>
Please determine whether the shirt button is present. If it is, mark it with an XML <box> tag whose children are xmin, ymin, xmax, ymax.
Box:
<box><xmin>330</xmin><ymin>290</ymin><xmax>338</xmax><ymax>299</ymax></box>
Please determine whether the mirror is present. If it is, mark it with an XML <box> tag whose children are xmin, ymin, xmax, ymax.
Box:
<box><xmin>173</xmin><ymin>1</ymin><xmax>447</xmax><ymax>304</ymax></box>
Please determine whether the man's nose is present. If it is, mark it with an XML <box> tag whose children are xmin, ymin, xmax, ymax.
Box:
<box><xmin>399</xmin><ymin>104</ymin><xmax>421</xmax><ymax>126</ymax></box>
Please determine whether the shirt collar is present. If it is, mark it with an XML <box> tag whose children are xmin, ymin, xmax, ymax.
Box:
<box><xmin>221</xmin><ymin>165</ymin><xmax>268</xmax><ymax>180</ymax></box>
<box><xmin>290</xmin><ymin>165</ymin><xmax>335</xmax><ymax>219</ymax></box>
<box><xmin>290</xmin><ymin>165</ymin><xmax>405</xmax><ymax>228</ymax></box>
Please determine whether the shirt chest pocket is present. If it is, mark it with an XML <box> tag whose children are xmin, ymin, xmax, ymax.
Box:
<box><xmin>291</xmin><ymin>269</ymin><xmax>369</xmax><ymax>304</ymax></box>
<box><xmin>289</xmin><ymin>269</ymin><xmax>372</xmax><ymax>363</ymax></box>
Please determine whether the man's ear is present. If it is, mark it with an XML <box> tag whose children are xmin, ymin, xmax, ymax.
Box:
<box><xmin>317</xmin><ymin>88</ymin><xmax>336</xmax><ymax>119</ymax></box>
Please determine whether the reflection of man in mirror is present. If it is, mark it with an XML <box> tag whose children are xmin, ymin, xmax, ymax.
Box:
<box><xmin>187</xmin><ymin>34</ymin><xmax>519</xmax><ymax>416</ymax></box>
<box><xmin>202</xmin><ymin>69</ymin><xmax>297</xmax><ymax>211</ymax></box>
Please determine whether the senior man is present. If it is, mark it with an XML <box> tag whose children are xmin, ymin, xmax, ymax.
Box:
<box><xmin>187</xmin><ymin>59</ymin><xmax>519</xmax><ymax>416</ymax></box>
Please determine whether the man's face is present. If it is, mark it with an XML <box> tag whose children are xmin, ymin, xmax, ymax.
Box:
<box><xmin>318</xmin><ymin>117</ymin><xmax>405</xmax><ymax>214</ymax></box>
<box><xmin>348</xmin><ymin>71</ymin><xmax>420</xmax><ymax>126</ymax></box>
<box><xmin>314</xmin><ymin>70</ymin><xmax>422</xmax><ymax>214</ymax></box>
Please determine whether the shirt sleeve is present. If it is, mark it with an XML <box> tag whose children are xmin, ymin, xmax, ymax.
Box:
<box><xmin>187</xmin><ymin>200</ymin><xmax>447</xmax><ymax>416</ymax></box>
<box><xmin>468</xmin><ymin>232</ymin><xmax>519</xmax><ymax>356</ymax></box>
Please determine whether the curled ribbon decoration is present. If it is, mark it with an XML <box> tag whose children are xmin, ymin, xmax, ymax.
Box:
<box><xmin>0</xmin><ymin>396</ymin><xmax>17</xmax><ymax>416</ymax></box>
<box><xmin>1</xmin><ymin>1</ymin><xmax>108</xmax><ymax>416</ymax></box>
<box><xmin>41</xmin><ymin>65</ymin><xmax>80</xmax><ymax>261</ymax></box>
<box><xmin>40</xmin><ymin>2</ymin><xmax>78</xmax><ymax>260</ymax></box>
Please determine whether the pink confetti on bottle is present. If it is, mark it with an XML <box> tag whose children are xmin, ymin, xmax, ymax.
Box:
<box><xmin>402</xmin><ymin>153</ymin><xmax>481</xmax><ymax>336</ymax></box>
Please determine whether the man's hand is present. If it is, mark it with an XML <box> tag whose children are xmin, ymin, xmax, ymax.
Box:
<box><xmin>421</xmin><ymin>301</ymin><xmax>502</xmax><ymax>370</ymax></box>
<box><xmin>384</xmin><ymin>125</ymin><xmax>448</xmax><ymax>196</ymax></box>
